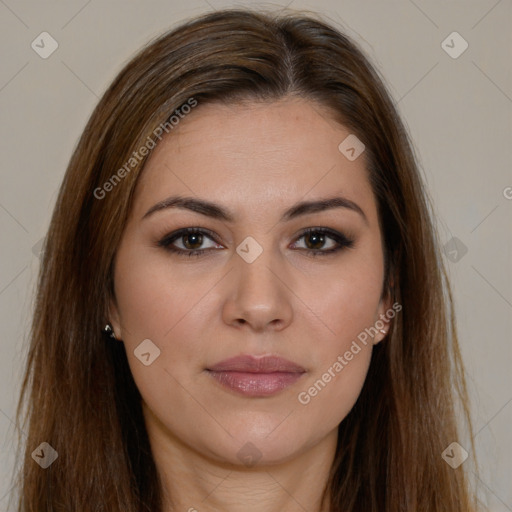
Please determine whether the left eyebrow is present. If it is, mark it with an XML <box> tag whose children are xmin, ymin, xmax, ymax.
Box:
<box><xmin>142</xmin><ymin>195</ymin><xmax>368</xmax><ymax>225</ymax></box>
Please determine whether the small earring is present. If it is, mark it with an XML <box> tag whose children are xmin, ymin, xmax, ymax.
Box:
<box><xmin>379</xmin><ymin>329</ymin><xmax>387</xmax><ymax>335</ymax></box>
<box><xmin>103</xmin><ymin>323</ymin><xmax>117</xmax><ymax>340</ymax></box>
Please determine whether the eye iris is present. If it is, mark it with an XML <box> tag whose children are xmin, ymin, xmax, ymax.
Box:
<box><xmin>306</xmin><ymin>232</ymin><xmax>325</xmax><ymax>250</ymax></box>
<box><xmin>183</xmin><ymin>233</ymin><xmax>203</xmax><ymax>250</ymax></box>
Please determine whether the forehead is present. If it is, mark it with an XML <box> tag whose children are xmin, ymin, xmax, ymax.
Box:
<box><xmin>132</xmin><ymin>97</ymin><xmax>376</xmax><ymax>223</ymax></box>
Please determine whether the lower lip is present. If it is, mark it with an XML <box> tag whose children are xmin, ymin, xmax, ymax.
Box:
<box><xmin>206</xmin><ymin>370</ymin><xmax>304</xmax><ymax>397</ymax></box>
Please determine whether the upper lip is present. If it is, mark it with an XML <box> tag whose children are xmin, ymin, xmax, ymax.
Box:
<box><xmin>207</xmin><ymin>355</ymin><xmax>306</xmax><ymax>373</ymax></box>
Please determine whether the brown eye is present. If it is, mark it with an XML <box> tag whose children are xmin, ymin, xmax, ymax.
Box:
<box><xmin>291</xmin><ymin>228</ymin><xmax>354</xmax><ymax>256</ymax></box>
<box><xmin>158</xmin><ymin>226</ymin><xmax>354</xmax><ymax>259</ymax></box>
<box><xmin>158</xmin><ymin>228</ymin><xmax>222</xmax><ymax>257</ymax></box>
<box><xmin>304</xmin><ymin>231</ymin><xmax>328</xmax><ymax>250</ymax></box>
<box><xmin>181</xmin><ymin>232</ymin><xmax>204</xmax><ymax>250</ymax></box>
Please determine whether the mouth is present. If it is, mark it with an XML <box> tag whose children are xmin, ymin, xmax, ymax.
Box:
<box><xmin>206</xmin><ymin>355</ymin><xmax>306</xmax><ymax>397</ymax></box>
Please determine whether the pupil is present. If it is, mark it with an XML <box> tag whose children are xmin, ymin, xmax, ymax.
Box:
<box><xmin>184</xmin><ymin>233</ymin><xmax>202</xmax><ymax>250</ymax></box>
<box><xmin>307</xmin><ymin>232</ymin><xmax>324</xmax><ymax>250</ymax></box>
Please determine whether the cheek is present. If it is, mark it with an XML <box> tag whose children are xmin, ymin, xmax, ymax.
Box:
<box><xmin>113</xmin><ymin>251</ymin><xmax>212</xmax><ymax>431</ymax></box>
<box><xmin>309</xmin><ymin>250</ymin><xmax>385</xmax><ymax>347</ymax></box>
<box><xmin>113</xmin><ymin>247</ymin><xmax>219</xmax><ymax>388</ymax></box>
<box><xmin>296</xmin><ymin>344</ymin><xmax>372</xmax><ymax>431</ymax></box>
<box><xmin>114</xmin><ymin>246</ymin><xmax>207</xmax><ymax>341</ymax></box>
<box><xmin>293</xmin><ymin>251</ymin><xmax>383</xmax><ymax>424</ymax></box>
<box><xmin>294</xmin><ymin>273</ymin><xmax>380</xmax><ymax>426</ymax></box>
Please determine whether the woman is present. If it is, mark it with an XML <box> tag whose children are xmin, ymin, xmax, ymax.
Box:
<box><xmin>13</xmin><ymin>7</ymin><xmax>482</xmax><ymax>511</ymax></box>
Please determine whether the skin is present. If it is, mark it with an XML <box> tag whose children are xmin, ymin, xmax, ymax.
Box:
<box><xmin>109</xmin><ymin>96</ymin><xmax>391</xmax><ymax>512</ymax></box>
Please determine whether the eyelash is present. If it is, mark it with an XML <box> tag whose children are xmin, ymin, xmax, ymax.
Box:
<box><xmin>157</xmin><ymin>227</ymin><xmax>355</xmax><ymax>258</ymax></box>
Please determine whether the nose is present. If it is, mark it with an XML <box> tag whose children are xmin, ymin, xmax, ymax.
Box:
<box><xmin>221</xmin><ymin>245</ymin><xmax>294</xmax><ymax>332</ymax></box>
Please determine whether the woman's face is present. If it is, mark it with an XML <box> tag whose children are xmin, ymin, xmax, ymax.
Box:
<box><xmin>110</xmin><ymin>96</ymin><xmax>391</xmax><ymax>466</ymax></box>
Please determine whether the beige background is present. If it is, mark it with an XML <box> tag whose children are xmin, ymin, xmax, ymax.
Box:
<box><xmin>0</xmin><ymin>0</ymin><xmax>510</xmax><ymax>510</ymax></box>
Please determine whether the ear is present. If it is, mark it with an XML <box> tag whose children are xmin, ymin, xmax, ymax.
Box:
<box><xmin>108</xmin><ymin>297</ymin><xmax>122</xmax><ymax>341</ymax></box>
<box><xmin>373</xmin><ymin>279</ymin><xmax>394</xmax><ymax>346</ymax></box>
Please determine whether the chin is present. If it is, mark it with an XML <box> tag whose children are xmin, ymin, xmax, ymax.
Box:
<box><xmin>202</xmin><ymin>423</ymin><xmax>316</xmax><ymax>468</ymax></box>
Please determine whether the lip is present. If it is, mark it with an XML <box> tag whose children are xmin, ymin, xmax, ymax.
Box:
<box><xmin>208</xmin><ymin>355</ymin><xmax>306</xmax><ymax>373</ymax></box>
<box><xmin>206</xmin><ymin>355</ymin><xmax>306</xmax><ymax>397</ymax></box>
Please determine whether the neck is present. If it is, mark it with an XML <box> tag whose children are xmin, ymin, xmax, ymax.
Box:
<box><xmin>143</xmin><ymin>404</ymin><xmax>337</xmax><ymax>512</ymax></box>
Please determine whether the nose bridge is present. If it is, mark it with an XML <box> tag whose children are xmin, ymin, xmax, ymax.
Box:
<box><xmin>223</xmin><ymin>233</ymin><xmax>293</xmax><ymax>330</ymax></box>
<box><xmin>235</xmin><ymin>234</ymin><xmax>282</xmax><ymax>299</ymax></box>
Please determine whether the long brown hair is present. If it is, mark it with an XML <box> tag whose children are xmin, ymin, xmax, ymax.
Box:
<box><xmin>12</xmin><ymin>7</ymin><xmax>483</xmax><ymax>511</ymax></box>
